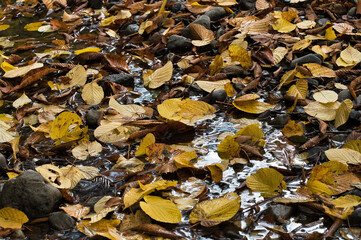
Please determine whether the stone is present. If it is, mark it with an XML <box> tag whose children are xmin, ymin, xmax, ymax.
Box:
<box><xmin>182</xmin><ymin>15</ymin><xmax>211</xmax><ymax>38</ymax></box>
<box><xmin>357</xmin><ymin>95</ymin><xmax>361</xmax><ymax>105</ymax></box>
<box><xmin>0</xmin><ymin>170</ymin><xmax>62</xmax><ymax>219</ymax></box>
<box><xmin>317</xmin><ymin>18</ymin><xmax>330</xmax><ymax>26</ymax></box>
<box><xmin>103</xmin><ymin>74</ymin><xmax>134</xmax><ymax>86</ymax></box>
<box><xmin>269</xmin><ymin>113</ymin><xmax>289</xmax><ymax>127</ymax></box>
<box><xmin>124</xmin><ymin>24</ymin><xmax>139</xmax><ymax>35</ymax></box>
<box><xmin>348</xmin><ymin>207</ymin><xmax>361</xmax><ymax>227</ymax></box>
<box><xmin>166</xmin><ymin>35</ymin><xmax>193</xmax><ymax>52</ymax></box>
<box><xmin>171</xmin><ymin>2</ymin><xmax>184</xmax><ymax>12</ymax></box>
<box><xmin>291</xmin><ymin>54</ymin><xmax>322</xmax><ymax>68</ymax></box>
<box><xmin>87</xmin><ymin>0</ymin><xmax>102</xmax><ymax>9</ymax></box>
<box><xmin>86</xmin><ymin>110</ymin><xmax>101</xmax><ymax>129</ymax></box>
<box><xmin>211</xmin><ymin>89</ymin><xmax>227</xmax><ymax>103</ymax></box>
<box><xmin>204</xmin><ymin>7</ymin><xmax>228</xmax><ymax>21</ymax></box>
<box><xmin>306</xmin><ymin>78</ymin><xmax>319</xmax><ymax>87</ymax></box>
<box><xmin>349</xmin><ymin>110</ymin><xmax>361</xmax><ymax>121</ymax></box>
<box><xmin>0</xmin><ymin>153</ymin><xmax>7</xmax><ymax>169</ymax></box>
<box><xmin>348</xmin><ymin>7</ymin><xmax>357</xmax><ymax>17</ymax></box>
<box><xmin>338</xmin><ymin>89</ymin><xmax>353</xmax><ymax>102</ymax></box>
<box><xmin>222</xmin><ymin>65</ymin><xmax>246</xmax><ymax>76</ymax></box>
<box><xmin>239</xmin><ymin>0</ymin><xmax>256</xmax><ymax>10</ymax></box>
<box><xmin>270</xmin><ymin>204</ymin><xmax>294</xmax><ymax>221</ymax></box>
<box><xmin>148</xmin><ymin>32</ymin><xmax>162</xmax><ymax>45</ymax></box>
<box><xmin>49</xmin><ymin>212</ymin><xmax>75</xmax><ymax>230</ymax></box>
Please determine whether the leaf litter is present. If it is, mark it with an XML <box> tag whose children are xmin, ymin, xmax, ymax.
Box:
<box><xmin>0</xmin><ymin>0</ymin><xmax>361</xmax><ymax>239</ymax></box>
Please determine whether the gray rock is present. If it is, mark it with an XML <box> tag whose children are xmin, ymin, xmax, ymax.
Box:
<box><xmin>103</xmin><ymin>74</ymin><xmax>134</xmax><ymax>86</ymax></box>
<box><xmin>124</xmin><ymin>24</ymin><xmax>139</xmax><ymax>35</ymax></box>
<box><xmin>86</xmin><ymin>110</ymin><xmax>101</xmax><ymax>129</ymax></box>
<box><xmin>348</xmin><ymin>7</ymin><xmax>357</xmax><ymax>17</ymax></box>
<box><xmin>306</xmin><ymin>78</ymin><xmax>319</xmax><ymax>87</ymax></box>
<box><xmin>211</xmin><ymin>89</ymin><xmax>227</xmax><ymax>102</ymax></box>
<box><xmin>338</xmin><ymin>89</ymin><xmax>353</xmax><ymax>102</ymax></box>
<box><xmin>0</xmin><ymin>170</ymin><xmax>61</xmax><ymax>219</ymax></box>
<box><xmin>239</xmin><ymin>0</ymin><xmax>256</xmax><ymax>10</ymax></box>
<box><xmin>166</xmin><ymin>35</ymin><xmax>193</xmax><ymax>52</ymax></box>
<box><xmin>88</xmin><ymin>0</ymin><xmax>102</xmax><ymax>9</ymax></box>
<box><xmin>0</xmin><ymin>153</ymin><xmax>7</xmax><ymax>169</ymax></box>
<box><xmin>291</xmin><ymin>54</ymin><xmax>322</xmax><ymax>68</ymax></box>
<box><xmin>270</xmin><ymin>204</ymin><xmax>294</xmax><ymax>220</ymax></box>
<box><xmin>318</xmin><ymin>18</ymin><xmax>330</xmax><ymax>26</ymax></box>
<box><xmin>357</xmin><ymin>95</ymin><xmax>361</xmax><ymax>105</ymax></box>
<box><xmin>349</xmin><ymin>207</ymin><xmax>361</xmax><ymax>226</ymax></box>
<box><xmin>171</xmin><ymin>2</ymin><xmax>184</xmax><ymax>12</ymax></box>
<box><xmin>349</xmin><ymin>110</ymin><xmax>361</xmax><ymax>121</ymax></box>
<box><xmin>204</xmin><ymin>7</ymin><xmax>228</xmax><ymax>21</ymax></box>
<box><xmin>222</xmin><ymin>65</ymin><xmax>246</xmax><ymax>76</ymax></box>
<box><xmin>49</xmin><ymin>212</ymin><xmax>75</xmax><ymax>230</ymax></box>
<box><xmin>182</xmin><ymin>15</ymin><xmax>211</xmax><ymax>38</ymax></box>
<box><xmin>269</xmin><ymin>113</ymin><xmax>289</xmax><ymax>127</ymax></box>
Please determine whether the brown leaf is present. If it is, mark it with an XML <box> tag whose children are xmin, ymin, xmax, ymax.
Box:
<box><xmin>131</xmin><ymin>223</ymin><xmax>184</xmax><ymax>239</ymax></box>
<box><xmin>103</xmin><ymin>54</ymin><xmax>130</xmax><ymax>73</ymax></box>
<box><xmin>349</xmin><ymin>76</ymin><xmax>361</xmax><ymax>102</ymax></box>
<box><xmin>9</xmin><ymin>68</ymin><xmax>57</xmax><ymax>93</ymax></box>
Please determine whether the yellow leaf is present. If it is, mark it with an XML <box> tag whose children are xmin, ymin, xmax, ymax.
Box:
<box><xmin>324</xmin><ymin>195</ymin><xmax>361</xmax><ymax>219</ymax></box>
<box><xmin>312</xmin><ymin>45</ymin><xmax>333</xmax><ymax>59</ymax></box>
<box><xmin>140</xmin><ymin>195</ymin><xmax>182</xmax><ymax>223</ymax></box>
<box><xmin>99</xmin><ymin>10</ymin><xmax>131</xmax><ymax>26</ymax></box>
<box><xmin>94</xmin><ymin>121</ymin><xmax>139</xmax><ymax>143</ymax></box>
<box><xmin>72</xmin><ymin>141</ymin><xmax>102</xmax><ymax>160</ymax></box>
<box><xmin>12</xmin><ymin>92</ymin><xmax>31</xmax><ymax>109</ymax></box>
<box><xmin>325</xmin><ymin>148</ymin><xmax>361</xmax><ymax>165</ymax></box>
<box><xmin>224</xmin><ymin>82</ymin><xmax>235</xmax><ymax>97</ymax></box>
<box><xmin>286</xmin><ymin>79</ymin><xmax>308</xmax><ymax>99</ymax></box>
<box><xmin>207</xmin><ymin>164</ymin><xmax>223</xmax><ymax>183</ymax></box>
<box><xmin>74</xmin><ymin>47</ymin><xmax>101</xmax><ymax>55</ymax></box>
<box><xmin>173</xmin><ymin>151</ymin><xmax>197</xmax><ymax>168</ymax></box>
<box><xmin>1</xmin><ymin>61</ymin><xmax>16</xmax><ymax>72</ymax></box>
<box><xmin>109</xmin><ymin>97</ymin><xmax>152</xmax><ymax>120</ymax></box>
<box><xmin>278</xmin><ymin>69</ymin><xmax>297</xmax><ymax>89</ymax></box>
<box><xmin>272</xmin><ymin>18</ymin><xmax>296</xmax><ymax>33</ymax></box>
<box><xmin>0</xmin><ymin>207</ymin><xmax>28</xmax><ymax>229</ymax></box>
<box><xmin>157</xmin><ymin>98</ymin><xmax>216</xmax><ymax>126</ymax></box>
<box><xmin>0</xmin><ymin>24</ymin><xmax>9</xmax><ymax>31</ymax></box>
<box><xmin>138</xmin><ymin>21</ymin><xmax>153</xmax><ymax>35</ymax></box>
<box><xmin>24</xmin><ymin>21</ymin><xmax>44</xmax><ymax>31</ymax></box>
<box><xmin>123</xmin><ymin>180</ymin><xmax>177</xmax><ymax>208</ymax></box>
<box><xmin>217</xmin><ymin>0</ymin><xmax>238</xmax><ymax>6</ymax></box>
<box><xmin>189</xmin><ymin>192</ymin><xmax>240</xmax><ymax>227</ymax></box>
<box><xmin>235</xmin><ymin>123</ymin><xmax>264</xmax><ymax>141</ymax></box>
<box><xmin>6</xmin><ymin>172</ymin><xmax>18</xmax><ymax>179</ymax></box>
<box><xmin>281</xmin><ymin>10</ymin><xmax>298</xmax><ymax>21</ymax></box>
<box><xmin>334</xmin><ymin>99</ymin><xmax>353</xmax><ymax>128</ymax></box>
<box><xmin>195</xmin><ymin>80</ymin><xmax>230</xmax><ymax>93</ymax></box>
<box><xmin>292</xmin><ymin>39</ymin><xmax>312</xmax><ymax>52</ymax></box>
<box><xmin>304</xmin><ymin>101</ymin><xmax>340</xmax><ymax>121</ymax></box>
<box><xmin>59</xmin><ymin>65</ymin><xmax>87</xmax><ymax>89</ymax></box>
<box><xmin>135</xmin><ymin>133</ymin><xmax>156</xmax><ymax>157</ymax></box>
<box><xmin>325</xmin><ymin>26</ymin><xmax>337</xmax><ymax>40</ymax></box>
<box><xmin>228</xmin><ymin>44</ymin><xmax>251</xmax><ymax>70</ymax></box>
<box><xmin>246</xmin><ymin>168</ymin><xmax>287</xmax><ymax>197</ymax></box>
<box><xmin>306</xmin><ymin>179</ymin><xmax>335</xmax><ymax>196</ymax></box>
<box><xmin>77</xmin><ymin>219</ymin><xmax>121</xmax><ymax>240</ymax></box>
<box><xmin>282</xmin><ymin>120</ymin><xmax>304</xmax><ymax>137</ymax></box>
<box><xmin>343</xmin><ymin>140</ymin><xmax>361</xmax><ymax>153</ymax></box>
<box><xmin>36</xmin><ymin>164</ymin><xmax>83</xmax><ymax>189</ymax></box>
<box><xmin>209</xmin><ymin>55</ymin><xmax>223</xmax><ymax>76</ymax></box>
<box><xmin>49</xmin><ymin>112</ymin><xmax>87</xmax><ymax>144</ymax></box>
<box><xmin>217</xmin><ymin>135</ymin><xmax>240</xmax><ymax>159</ymax></box>
<box><xmin>336</xmin><ymin>45</ymin><xmax>361</xmax><ymax>67</ymax></box>
<box><xmin>144</xmin><ymin>61</ymin><xmax>173</xmax><ymax>89</ymax></box>
<box><xmin>3</xmin><ymin>63</ymin><xmax>43</xmax><ymax>78</ymax></box>
<box><xmin>81</xmin><ymin>81</ymin><xmax>104</xmax><ymax>106</ymax></box>
<box><xmin>303</xmin><ymin>63</ymin><xmax>336</xmax><ymax>78</ymax></box>
<box><xmin>233</xmin><ymin>100</ymin><xmax>275</xmax><ymax>114</ymax></box>
<box><xmin>313</xmin><ymin>90</ymin><xmax>338</xmax><ymax>103</ymax></box>
<box><xmin>263</xmin><ymin>47</ymin><xmax>288</xmax><ymax>67</ymax></box>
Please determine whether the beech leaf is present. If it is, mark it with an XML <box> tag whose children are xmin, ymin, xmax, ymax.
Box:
<box><xmin>246</xmin><ymin>168</ymin><xmax>287</xmax><ymax>197</ymax></box>
<box><xmin>0</xmin><ymin>207</ymin><xmax>28</xmax><ymax>229</ymax></box>
<box><xmin>143</xmin><ymin>61</ymin><xmax>173</xmax><ymax>89</ymax></box>
<box><xmin>140</xmin><ymin>195</ymin><xmax>182</xmax><ymax>223</ymax></box>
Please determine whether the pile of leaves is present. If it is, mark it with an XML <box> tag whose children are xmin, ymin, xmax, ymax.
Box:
<box><xmin>1</xmin><ymin>0</ymin><xmax>361</xmax><ymax>238</ymax></box>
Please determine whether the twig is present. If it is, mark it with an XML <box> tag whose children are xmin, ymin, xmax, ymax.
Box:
<box><xmin>325</xmin><ymin>218</ymin><xmax>343</xmax><ymax>239</ymax></box>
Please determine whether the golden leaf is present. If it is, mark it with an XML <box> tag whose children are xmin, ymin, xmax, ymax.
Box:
<box><xmin>77</xmin><ymin>219</ymin><xmax>121</xmax><ymax>240</ymax></box>
<box><xmin>94</xmin><ymin>121</ymin><xmax>139</xmax><ymax>143</ymax></box>
<box><xmin>262</xmin><ymin>47</ymin><xmax>288</xmax><ymax>67</ymax></box>
<box><xmin>233</xmin><ymin>100</ymin><xmax>275</xmax><ymax>114</ymax></box>
<box><xmin>292</xmin><ymin>39</ymin><xmax>312</xmax><ymax>52</ymax></box>
<box><xmin>173</xmin><ymin>151</ymin><xmax>197</xmax><ymax>168</ymax></box>
<box><xmin>325</xmin><ymin>26</ymin><xmax>337</xmax><ymax>40</ymax></box>
<box><xmin>207</xmin><ymin>164</ymin><xmax>223</xmax><ymax>183</ymax></box>
<box><xmin>336</xmin><ymin>45</ymin><xmax>361</xmax><ymax>67</ymax></box>
<box><xmin>135</xmin><ymin>133</ymin><xmax>156</xmax><ymax>157</ymax></box>
<box><xmin>0</xmin><ymin>207</ymin><xmax>28</xmax><ymax>229</ymax></box>
<box><xmin>189</xmin><ymin>192</ymin><xmax>241</xmax><ymax>227</ymax></box>
<box><xmin>144</xmin><ymin>61</ymin><xmax>173</xmax><ymax>89</ymax></box>
<box><xmin>343</xmin><ymin>140</ymin><xmax>361</xmax><ymax>153</ymax></box>
<box><xmin>74</xmin><ymin>47</ymin><xmax>101</xmax><ymax>55</ymax></box>
<box><xmin>303</xmin><ymin>63</ymin><xmax>336</xmax><ymax>78</ymax></box>
<box><xmin>24</xmin><ymin>22</ymin><xmax>44</xmax><ymax>31</ymax></box>
<box><xmin>334</xmin><ymin>99</ymin><xmax>353</xmax><ymax>128</ymax></box>
<box><xmin>286</xmin><ymin>79</ymin><xmax>308</xmax><ymax>99</ymax></box>
<box><xmin>246</xmin><ymin>168</ymin><xmax>287</xmax><ymax>197</ymax></box>
<box><xmin>282</xmin><ymin>120</ymin><xmax>304</xmax><ymax>137</ymax></box>
<box><xmin>138</xmin><ymin>21</ymin><xmax>153</xmax><ymax>35</ymax></box>
<box><xmin>228</xmin><ymin>44</ymin><xmax>251</xmax><ymax>70</ymax></box>
<box><xmin>3</xmin><ymin>63</ymin><xmax>44</xmax><ymax>78</ymax></box>
<box><xmin>1</xmin><ymin>61</ymin><xmax>16</xmax><ymax>72</ymax></box>
<box><xmin>313</xmin><ymin>90</ymin><xmax>338</xmax><ymax>103</ymax></box>
<box><xmin>217</xmin><ymin>135</ymin><xmax>240</xmax><ymax>159</ymax></box>
<box><xmin>72</xmin><ymin>141</ymin><xmax>102</xmax><ymax>160</ymax></box>
<box><xmin>36</xmin><ymin>164</ymin><xmax>83</xmax><ymax>189</ymax></box>
<box><xmin>272</xmin><ymin>18</ymin><xmax>296</xmax><ymax>33</ymax></box>
<box><xmin>140</xmin><ymin>195</ymin><xmax>182</xmax><ymax>223</ymax></box>
<box><xmin>278</xmin><ymin>69</ymin><xmax>297</xmax><ymax>89</ymax></box>
<box><xmin>209</xmin><ymin>55</ymin><xmax>223</xmax><ymax>76</ymax></box>
<box><xmin>81</xmin><ymin>81</ymin><xmax>104</xmax><ymax>106</ymax></box>
<box><xmin>325</xmin><ymin>148</ymin><xmax>361</xmax><ymax>165</ymax></box>
<box><xmin>324</xmin><ymin>195</ymin><xmax>361</xmax><ymax>219</ymax></box>
<box><xmin>195</xmin><ymin>80</ymin><xmax>230</xmax><ymax>93</ymax></box>
<box><xmin>12</xmin><ymin>93</ymin><xmax>31</xmax><ymax>109</ymax></box>
<box><xmin>0</xmin><ymin>24</ymin><xmax>9</xmax><ymax>31</ymax></box>
<box><xmin>312</xmin><ymin>45</ymin><xmax>333</xmax><ymax>59</ymax></box>
<box><xmin>303</xmin><ymin>101</ymin><xmax>340</xmax><ymax>121</ymax></box>
<box><xmin>157</xmin><ymin>98</ymin><xmax>216</xmax><ymax>126</ymax></box>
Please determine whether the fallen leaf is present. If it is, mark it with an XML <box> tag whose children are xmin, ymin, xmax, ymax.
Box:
<box><xmin>313</xmin><ymin>90</ymin><xmax>338</xmax><ymax>103</ymax></box>
<box><xmin>228</xmin><ymin>44</ymin><xmax>251</xmax><ymax>70</ymax></box>
<box><xmin>81</xmin><ymin>81</ymin><xmax>104</xmax><ymax>106</ymax></box>
<box><xmin>325</xmin><ymin>148</ymin><xmax>361</xmax><ymax>165</ymax></box>
<box><xmin>246</xmin><ymin>168</ymin><xmax>287</xmax><ymax>197</ymax></box>
<box><xmin>72</xmin><ymin>141</ymin><xmax>102</xmax><ymax>160</ymax></box>
<box><xmin>0</xmin><ymin>207</ymin><xmax>28</xmax><ymax>229</ymax></box>
<box><xmin>3</xmin><ymin>63</ymin><xmax>44</xmax><ymax>78</ymax></box>
<box><xmin>135</xmin><ymin>133</ymin><xmax>156</xmax><ymax>157</ymax></box>
<box><xmin>140</xmin><ymin>195</ymin><xmax>182</xmax><ymax>223</ymax></box>
<box><xmin>143</xmin><ymin>61</ymin><xmax>173</xmax><ymax>89</ymax></box>
<box><xmin>12</xmin><ymin>93</ymin><xmax>31</xmax><ymax>108</ymax></box>
<box><xmin>334</xmin><ymin>99</ymin><xmax>353</xmax><ymax>128</ymax></box>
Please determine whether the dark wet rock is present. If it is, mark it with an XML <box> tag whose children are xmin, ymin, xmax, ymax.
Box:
<box><xmin>338</xmin><ymin>89</ymin><xmax>353</xmax><ymax>102</ymax></box>
<box><xmin>86</xmin><ymin>110</ymin><xmax>101</xmax><ymax>129</ymax></box>
<box><xmin>233</xmin><ymin>83</ymin><xmax>245</xmax><ymax>92</ymax></box>
<box><xmin>72</xmin><ymin>179</ymin><xmax>111</xmax><ymax>202</ymax></box>
<box><xmin>222</xmin><ymin>65</ymin><xmax>246</xmax><ymax>76</ymax></box>
<box><xmin>348</xmin><ymin>7</ymin><xmax>357</xmax><ymax>17</ymax></box>
<box><xmin>103</xmin><ymin>73</ymin><xmax>134</xmax><ymax>86</ymax></box>
<box><xmin>318</xmin><ymin>18</ymin><xmax>330</xmax><ymax>26</ymax></box>
<box><xmin>239</xmin><ymin>0</ymin><xmax>256</xmax><ymax>10</ymax></box>
<box><xmin>211</xmin><ymin>89</ymin><xmax>227</xmax><ymax>103</ymax></box>
<box><xmin>171</xmin><ymin>2</ymin><xmax>184</xmax><ymax>12</ymax></box>
<box><xmin>166</xmin><ymin>35</ymin><xmax>193</xmax><ymax>52</ymax></box>
<box><xmin>349</xmin><ymin>207</ymin><xmax>361</xmax><ymax>227</ymax></box>
<box><xmin>307</xmin><ymin>146</ymin><xmax>328</xmax><ymax>162</ymax></box>
<box><xmin>306</xmin><ymin>78</ymin><xmax>319</xmax><ymax>87</ymax></box>
<box><xmin>349</xmin><ymin>110</ymin><xmax>361</xmax><ymax>121</ymax></box>
<box><xmin>270</xmin><ymin>204</ymin><xmax>294</xmax><ymax>220</ymax></box>
<box><xmin>0</xmin><ymin>170</ymin><xmax>62</xmax><ymax>219</ymax></box>
<box><xmin>148</xmin><ymin>32</ymin><xmax>162</xmax><ymax>45</ymax></box>
<box><xmin>357</xmin><ymin>95</ymin><xmax>361</xmax><ymax>105</ymax></box>
<box><xmin>49</xmin><ymin>212</ymin><xmax>75</xmax><ymax>230</ymax></box>
<box><xmin>269</xmin><ymin>113</ymin><xmax>289</xmax><ymax>127</ymax></box>
<box><xmin>87</xmin><ymin>0</ymin><xmax>102</xmax><ymax>9</ymax></box>
<box><xmin>0</xmin><ymin>153</ymin><xmax>7</xmax><ymax>169</ymax></box>
<box><xmin>124</xmin><ymin>24</ymin><xmax>139</xmax><ymax>35</ymax></box>
<box><xmin>291</xmin><ymin>54</ymin><xmax>322</xmax><ymax>68</ymax></box>
<box><xmin>204</xmin><ymin>7</ymin><xmax>228</xmax><ymax>21</ymax></box>
<box><xmin>182</xmin><ymin>15</ymin><xmax>211</xmax><ymax>38</ymax></box>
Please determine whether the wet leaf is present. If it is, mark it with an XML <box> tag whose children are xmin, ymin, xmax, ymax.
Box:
<box><xmin>325</xmin><ymin>148</ymin><xmax>361</xmax><ymax>165</ymax></box>
<box><xmin>157</xmin><ymin>98</ymin><xmax>216</xmax><ymax>126</ymax></box>
<box><xmin>3</xmin><ymin>63</ymin><xmax>43</xmax><ymax>78</ymax></box>
<box><xmin>313</xmin><ymin>90</ymin><xmax>338</xmax><ymax>103</ymax></box>
<box><xmin>81</xmin><ymin>81</ymin><xmax>104</xmax><ymax>106</ymax></box>
<box><xmin>282</xmin><ymin>120</ymin><xmax>304</xmax><ymax>137</ymax></box>
<box><xmin>189</xmin><ymin>192</ymin><xmax>240</xmax><ymax>227</ymax></box>
<box><xmin>24</xmin><ymin>22</ymin><xmax>44</xmax><ymax>31</ymax></box>
<box><xmin>0</xmin><ymin>207</ymin><xmax>28</xmax><ymax>229</ymax></box>
<box><xmin>135</xmin><ymin>133</ymin><xmax>156</xmax><ymax>157</ymax></box>
<box><xmin>140</xmin><ymin>195</ymin><xmax>182</xmax><ymax>223</ymax></box>
<box><xmin>292</xmin><ymin>39</ymin><xmax>312</xmax><ymax>51</ymax></box>
<box><xmin>143</xmin><ymin>61</ymin><xmax>173</xmax><ymax>89</ymax></box>
<box><xmin>324</xmin><ymin>195</ymin><xmax>361</xmax><ymax>219</ymax></box>
<box><xmin>233</xmin><ymin>99</ymin><xmax>275</xmax><ymax>114</ymax></box>
<box><xmin>173</xmin><ymin>151</ymin><xmax>197</xmax><ymax>168</ymax></box>
<box><xmin>272</xmin><ymin>18</ymin><xmax>296</xmax><ymax>33</ymax></box>
<box><xmin>246</xmin><ymin>168</ymin><xmax>287</xmax><ymax>197</ymax></box>
<box><xmin>325</xmin><ymin>26</ymin><xmax>337</xmax><ymax>40</ymax></box>
<box><xmin>74</xmin><ymin>47</ymin><xmax>101</xmax><ymax>55</ymax></box>
<box><xmin>228</xmin><ymin>44</ymin><xmax>251</xmax><ymax>70</ymax></box>
<box><xmin>77</xmin><ymin>219</ymin><xmax>121</xmax><ymax>240</ymax></box>
<box><xmin>217</xmin><ymin>135</ymin><xmax>240</xmax><ymax>159</ymax></box>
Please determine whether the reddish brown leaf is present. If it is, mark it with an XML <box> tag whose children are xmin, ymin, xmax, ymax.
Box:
<box><xmin>103</xmin><ymin>53</ymin><xmax>130</xmax><ymax>73</ymax></box>
<box><xmin>131</xmin><ymin>223</ymin><xmax>184</xmax><ymax>239</ymax></box>
<box><xmin>9</xmin><ymin>68</ymin><xmax>57</xmax><ymax>93</ymax></box>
